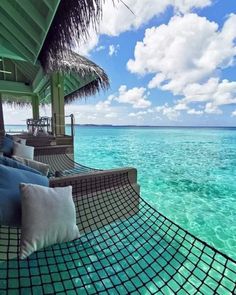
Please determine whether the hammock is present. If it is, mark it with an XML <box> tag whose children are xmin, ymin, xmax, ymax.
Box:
<box><xmin>35</xmin><ymin>152</ymin><xmax>98</xmax><ymax>176</ymax></box>
<box><xmin>0</xmin><ymin>170</ymin><xmax>235</xmax><ymax>294</ymax></box>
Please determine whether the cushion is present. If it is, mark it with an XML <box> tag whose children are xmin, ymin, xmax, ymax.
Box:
<box><xmin>1</xmin><ymin>136</ymin><xmax>14</xmax><ymax>157</ymax></box>
<box><xmin>13</xmin><ymin>142</ymin><xmax>34</xmax><ymax>160</ymax></box>
<box><xmin>13</xmin><ymin>156</ymin><xmax>49</xmax><ymax>176</ymax></box>
<box><xmin>14</xmin><ymin>137</ymin><xmax>27</xmax><ymax>145</ymax></box>
<box><xmin>0</xmin><ymin>165</ymin><xmax>49</xmax><ymax>226</ymax></box>
<box><xmin>20</xmin><ymin>184</ymin><xmax>80</xmax><ymax>259</ymax></box>
<box><xmin>0</xmin><ymin>156</ymin><xmax>41</xmax><ymax>175</ymax></box>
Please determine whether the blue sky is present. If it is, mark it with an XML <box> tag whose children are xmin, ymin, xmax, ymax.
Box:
<box><xmin>4</xmin><ymin>0</ymin><xmax>236</xmax><ymax>126</ymax></box>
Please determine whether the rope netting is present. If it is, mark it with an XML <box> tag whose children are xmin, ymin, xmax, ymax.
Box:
<box><xmin>0</xmin><ymin>172</ymin><xmax>235</xmax><ymax>294</ymax></box>
<box><xmin>35</xmin><ymin>152</ymin><xmax>98</xmax><ymax>176</ymax></box>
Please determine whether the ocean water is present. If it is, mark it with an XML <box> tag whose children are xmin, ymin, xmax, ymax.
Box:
<box><xmin>6</xmin><ymin>125</ymin><xmax>236</xmax><ymax>260</ymax></box>
<box><xmin>72</xmin><ymin>126</ymin><xmax>236</xmax><ymax>260</ymax></box>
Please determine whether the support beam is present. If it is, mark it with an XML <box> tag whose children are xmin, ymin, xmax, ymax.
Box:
<box><xmin>0</xmin><ymin>94</ymin><xmax>5</xmax><ymax>140</ymax></box>
<box><xmin>50</xmin><ymin>73</ymin><xmax>65</xmax><ymax>136</ymax></box>
<box><xmin>0</xmin><ymin>80</ymin><xmax>33</xmax><ymax>95</ymax></box>
<box><xmin>32</xmin><ymin>95</ymin><xmax>40</xmax><ymax>120</ymax></box>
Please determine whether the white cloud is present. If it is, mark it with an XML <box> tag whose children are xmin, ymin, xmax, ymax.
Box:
<box><xmin>174</xmin><ymin>103</ymin><xmax>189</xmax><ymax>111</ymax></box>
<box><xmin>181</xmin><ymin>78</ymin><xmax>236</xmax><ymax>105</ymax></box>
<box><xmin>187</xmin><ymin>108</ymin><xmax>204</xmax><ymax>115</ymax></box>
<box><xmin>128</xmin><ymin>13</ymin><xmax>236</xmax><ymax>114</ymax></box>
<box><xmin>232</xmin><ymin>110</ymin><xmax>236</xmax><ymax>117</ymax></box>
<box><xmin>76</xmin><ymin>1</ymin><xmax>212</xmax><ymax>54</ymax></box>
<box><xmin>74</xmin><ymin>27</ymin><xmax>99</xmax><ymax>56</ymax></box>
<box><xmin>109</xmin><ymin>44</ymin><xmax>119</xmax><ymax>56</ymax></box>
<box><xmin>100</xmin><ymin>0</ymin><xmax>212</xmax><ymax>36</ymax></box>
<box><xmin>128</xmin><ymin>13</ymin><xmax>236</xmax><ymax>87</ymax></box>
<box><xmin>105</xmin><ymin>112</ymin><xmax>118</xmax><ymax>118</ymax></box>
<box><xmin>204</xmin><ymin>102</ymin><xmax>222</xmax><ymax>114</ymax></box>
<box><xmin>95</xmin><ymin>45</ymin><xmax>105</xmax><ymax>52</ymax></box>
<box><xmin>156</xmin><ymin>104</ymin><xmax>181</xmax><ymax>121</ymax></box>
<box><xmin>112</xmin><ymin>85</ymin><xmax>151</xmax><ymax>108</ymax></box>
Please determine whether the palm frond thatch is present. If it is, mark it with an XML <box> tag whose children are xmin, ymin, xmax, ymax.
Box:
<box><xmin>39</xmin><ymin>0</ymin><xmax>104</xmax><ymax>71</ymax></box>
<box><xmin>47</xmin><ymin>51</ymin><xmax>110</xmax><ymax>102</ymax></box>
<box><xmin>65</xmin><ymin>79</ymin><xmax>107</xmax><ymax>103</ymax></box>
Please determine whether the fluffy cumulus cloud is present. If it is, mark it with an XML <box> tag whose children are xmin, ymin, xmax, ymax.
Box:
<box><xmin>110</xmin><ymin>85</ymin><xmax>151</xmax><ymax>108</ymax></box>
<box><xmin>76</xmin><ymin>0</ymin><xmax>212</xmax><ymax>54</ymax></box>
<box><xmin>100</xmin><ymin>0</ymin><xmax>212</xmax><ymax>36</ymax></box>
<box><xmin>156</xmin><ymin>104</ymin><xmax>181</xmax><ymax>121</ymax></box>
<box><xmin>127</xmin><ymin>13</ymin><xmax>236</xmax><ymax>116</ymax></box>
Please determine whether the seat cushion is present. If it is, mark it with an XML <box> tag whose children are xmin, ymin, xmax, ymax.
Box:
<box><xmin>13</xmin><ymin>142</ymin><xmax>34</xmax><ymax>160</ymax></box>
<box><xmin>0</xmin><ymin>165</ymin><xmax>49</xmax><ymax>226</ymax></box>
<box><xmin>1</xmin><ymin>136</ymin><xmax>14</xmax><ymax>157</ymax></box>
<box><xmin>12</xmin><ymin>156</ymin><xmax>50</xmax><ymax>176</ymax></box>
<box><xmin>20</xmin><ymin>184</ymin><xmax>80</xmax><ymax>259</ymax></box>
<box><xmin>0</xmin><ymin>156</ymin><xmax>41</xmax><ymax>175</ymax></box>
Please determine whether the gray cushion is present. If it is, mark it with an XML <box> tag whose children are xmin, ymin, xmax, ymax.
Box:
<box><xmin>20</xmin><ymin>183</ymin><xmax>80</xmax><ymax>259</ymax></box>
<box><xmin>13</xmin><ymin>156</ymin><xmax>49</xmax><ymax>176</ymax></box>
<box><xmin>13</xmin><ymin>142</ymin><xmax>34</xmax><ymax>160</ymax></box>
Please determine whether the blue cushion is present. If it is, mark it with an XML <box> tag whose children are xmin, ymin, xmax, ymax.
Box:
<box><xmin>1</xmin><ymin>136</ymin><xmax>14</xmax><ymax>157</ymax></box>
<box><xmin>5</xmin><ymin>134</ymin><xmax>13</xmax><ymax>140</ymax></box>
<box><xmin>0</xmin><ymin>156</ymin><xmax>42</xmax><ymax>175</ymax></box>
<box><xmin>0</xmin><ymin>164</ymin><xmax>49</xmax><ymax>226</ymax></box>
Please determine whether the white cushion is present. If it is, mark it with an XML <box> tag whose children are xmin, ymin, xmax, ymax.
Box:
<box><xmin>20</xmin><ymin>183</ymin><xmax>80</xmax><ymax>259</ymax></box>
<box><xmin>13</xmin><ymin>142</ymin><xmax>34</xmax><ymax>160</ymax></box>
<box><xmin>12</xmin><ymin>155</ymin><xmax>50</xmax><ymax>176</ymax></box>
<box><xmin>14</xmin><ymin>137</ymin><xmax>26</xmax><ymax>145</ymax></box>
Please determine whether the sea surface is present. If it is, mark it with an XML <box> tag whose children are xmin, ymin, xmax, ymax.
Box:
<box><xmin>6</xmin><ymin>125</ymin><xmax>236</xmax><ymax>260</ymax></box>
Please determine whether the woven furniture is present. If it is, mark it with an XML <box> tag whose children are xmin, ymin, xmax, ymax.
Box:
<box><xmin>0</xmin><ymin>168</ymin><xmax>235</xmax><ymax>294</ymax></box>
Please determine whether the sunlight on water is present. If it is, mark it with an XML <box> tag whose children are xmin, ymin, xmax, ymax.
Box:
<box><xmin>73</xmin><ymin>126</ymin><xmax>236</xmax><ymax>260</ymax></box>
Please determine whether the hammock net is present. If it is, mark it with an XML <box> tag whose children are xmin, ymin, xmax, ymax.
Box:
<box><xmin>35</xmin><ymin>152</ymin><xmax>98</xmax><ymax>176</ymax></box>
<box><xmin>0</xmin><ymin>171</ymin><xmax>235</xmax><ymax>294</ymax></box>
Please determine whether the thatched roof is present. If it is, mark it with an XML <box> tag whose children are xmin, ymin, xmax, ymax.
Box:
<box><xmin>1</xmin><ymin>51</ymin><xmax>109</xmax><ymax>106</ymax></box>
<box><xmin>0</xmin><ymin>0</ymin><xmax>112</xmax><ymax>106</ymax></box>
<box><xmin>39</xmin><ymin>0</ymin><xmax>104</xmax><ymax>72</ymax></box>
<box><xmin>47</xmin><ymin>51</ymin><xmax>110</xmax><ymax>103</ymax></box>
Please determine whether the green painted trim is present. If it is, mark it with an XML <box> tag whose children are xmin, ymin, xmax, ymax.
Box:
<box><xmin>32</xmin><ymin>67</ymin><xmax>49</xmax><ymax>93</ymax></box>
<box><xmin>0</xmin><ymin>37</ymin><xmax>27</xmax><ymax>62</ymax></box>
<box><xmin>0</xmin><ymin>80</ymin><xmax>33</xmax><ymax>95</ymax></box>
<box><xmin>50</xmin><ymin>72</ymin><xmax>65</xmax><ymax>135</ymax></box>
<box><xmin>0</xmin><ymin>11</ymin><xmax>36</xmax><ymax>57</ymax></box>
<box><xmin>0</xmin><ymin>94</ymin><xmax>4</xmax><ymax>133</ymax></box>
<box><xmin>0</xmin><ymin>1</ymin><xmax>40</xmax><ymax>46</ymax></box>
<box><xmin>0</xmin><ymin>25</ymin><xmax>35</xmax><ymax>63</ymax></box>
<box><xmin>16</xmin><ymin>0</ymin><xmax>47</xmax><ymax>32</ymax></box>
<box><xmin>32</xmin><ymin>95</ymin><xmax>40</xmax><ymax>119</ymax></box>
<box><xmin>35</xmin><ymin>0</ymin><xmax>61</xmax><ymax>62</ymax></box>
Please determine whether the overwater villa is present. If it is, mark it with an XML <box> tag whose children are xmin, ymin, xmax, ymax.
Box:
<box><xmin>0</xmin><ymin>1</ymin><xmax>235</xmax><ymax>294</ymax></box>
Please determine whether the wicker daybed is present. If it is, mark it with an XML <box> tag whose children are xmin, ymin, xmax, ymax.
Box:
<box><xmin>0</xmin><ymin>164</ymin><xmax>236</xmax><ymax>294</ymax></box>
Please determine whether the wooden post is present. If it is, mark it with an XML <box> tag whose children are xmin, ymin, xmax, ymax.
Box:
<box><xmin>50</xmin><ymin>73</ymin><xmax>65</xmax><ymax>136</ymax></box>
<box><xmin>0</xmin><ymin>94</ymin><xmax>5</xmax><ymax>139</ymax></box>
<box><xmin>32</xmin><ymin>94</ymin><xmax>40</xmax><ymax>120</ymax></box>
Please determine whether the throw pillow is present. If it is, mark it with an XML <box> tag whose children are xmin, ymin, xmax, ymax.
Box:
<box><xmin>20</xmin><ymin>184</ymin><xmax>80</xmax><ymax>259</ymax></box>
<box><xmin>13</xmin><ymin>142</ymin><xmax>34</xmax><ymax>160</ymax></box>
<box><xmin>0</xmin><ymin>165</ymin><xmax>49</xmax><ymax>226</ymax></box>
<box><xmin>1</xmin><ymin>136</ymin><xmax>14</xmax><ymax>157</ymax></box>
<box><xmin>12</xmin><ymin>156</ymin><xmax>50</xmax><ymax>176</ymax></box>
<box><xmin>0</xmin><ymin>156</ymin><xmax>41</xmax><ymax>175</ymax></box>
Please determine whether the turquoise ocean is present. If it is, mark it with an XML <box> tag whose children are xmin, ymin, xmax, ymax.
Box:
<box><xmin>6</xmin><ymin>125</ymin><xmax>236</xmax><ymax>260</ymax></box>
